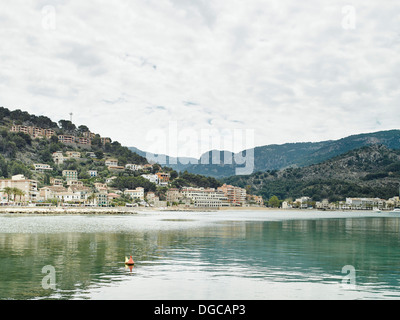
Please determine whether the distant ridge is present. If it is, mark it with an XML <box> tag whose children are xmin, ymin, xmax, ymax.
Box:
<box><xmin>222</xmin><ymin>144</ymin><xmax>400</xmax><ymax>201</ymax></box>
<box><xmin>130</xmin><ymin>129</ymin><xmax>400</xmax><ymax>178</ymax></box>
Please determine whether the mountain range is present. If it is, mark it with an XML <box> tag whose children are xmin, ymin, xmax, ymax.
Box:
<box><xmin>222</xmin><ymin>144</ymin><xmax>400</xmax><ymax>202</ymax></box>
<box><xmin>130</xmin><ymin>129</ymin><xmax>400</xmax><ymax>178</ymax></box>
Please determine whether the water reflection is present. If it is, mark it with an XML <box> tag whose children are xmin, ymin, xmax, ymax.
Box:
<box><xmin>0</xmin><ymin>214</ymin><xmax>400</xmax><ymax>299</ymax></box>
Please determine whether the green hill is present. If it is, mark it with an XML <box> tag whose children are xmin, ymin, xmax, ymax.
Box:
<box><xmin>0</xmin><ymin>106</ymin><xmax>222</xmax><ymax>195</ymax></box>
<box><xmin>222</xmin><ymin>144</ymin><xmax>400</xmax><ymax>202</ymax></box>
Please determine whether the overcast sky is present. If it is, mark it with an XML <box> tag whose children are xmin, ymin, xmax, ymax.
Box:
<box><xmin>0</xmin><ymin>0</ymin><xmax>399</xmax><ymax>157</ymax></box>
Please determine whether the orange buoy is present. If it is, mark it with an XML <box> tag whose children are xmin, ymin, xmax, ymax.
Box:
<box><xmin>125</xmin><ymin>256</ymin><xmax>135</xmax><ymax>266</ymax></box>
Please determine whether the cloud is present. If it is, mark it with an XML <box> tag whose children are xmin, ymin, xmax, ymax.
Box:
<box><xmin>0</xmin><ymin>0</ymin><xmax>399</xmax><ymax>157</ymax></box>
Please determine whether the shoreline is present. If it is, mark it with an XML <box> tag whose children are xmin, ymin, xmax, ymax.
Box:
<box><xmin>0</xmin><ymin>205</ymin><xmax>395</xmax><ymax>215</ymax></box>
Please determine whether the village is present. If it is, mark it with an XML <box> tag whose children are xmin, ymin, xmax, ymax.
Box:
<box><xmin>2</xmin><ymin>123</ymin><xmax>400</xmax><ymax>211</ymax></box>
<box><xmin>0</xmin><ymin>150</ymin><xmax>264</xmax><ymax>209</ymax></box>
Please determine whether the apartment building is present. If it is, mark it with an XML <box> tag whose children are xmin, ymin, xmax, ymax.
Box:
<box><xmin>83</xmin><ymin>131</ymin><xmax>96</xmax><ymax>139</ymax></box>
<box><xmin>57</xmin><ymin>135</ymin><xmax>90</xmax><ymax>146</ymax></box>
<box><xmin>124</xmin><ymin>187</ymin><xmax>145</xmax><ymax>201</ymax></box>
<box><xmin>96</xmin><ymin>191</ymin><xmax>108</xmax><ymax>206</ymax></box>
<box><xmin>62</xmin><ymin>170</ymin><xmax>78</xmax><ymax>181</ymax></box>
<box><xmin>58</xmin><ymin>135</ymin><xmax>75</xmax><ymax>144</ymax></box>
<box><xmin>0</xmin><ymin>174</ymin><xmax>39</xmax><ymax>202</ymax></box>
<box><xmin>10</xmin><ymin>125</ymin><xmax>56</xmax><ymax>139</ymax></box>
<box><xmin>101</xmin><ymin>137</ymin><xmax>111</xmax><ymax>145</ymax></box>
<box><xmin>217</xmin><ymin>184</ymin><xmax>247</xmax><ymax>206</ymax></box>
<box><xmin>181</xmin><ymin>187</ymin><xmax>229</xmax><ymax>208</ymax></box>
<box><xmin>346</xmin><ymin>197</ymin><xmax>386</xmax><ymax>210</ymax></box>
<box><xmin>75</xmin><ymin>137</ymin><xmax>91</xmax><ymax>145</ymax></box>
<box><xmin>166</xmin><ymin>188</ymin><xmax>181</xmax><ymax>203</ymax></box>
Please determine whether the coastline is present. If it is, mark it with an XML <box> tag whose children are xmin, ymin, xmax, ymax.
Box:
<box><xmin>0</xmin><ymin>205</ymin><xmax>220</xmax><ymax>214</ymax></box>
<box><xmin>0</xmin><ymin>205</ymin><xmax>393</xmax><ymax>215</ymax></box>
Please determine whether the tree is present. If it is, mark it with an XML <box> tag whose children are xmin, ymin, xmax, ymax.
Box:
<box><xmin>94</xmin><ymin>150</ymin><xmax>104</xmax><ymax>159</ymax></box>
<box><xmin>58</xmin><ymin>120</ymin><xmax>76</xmax><ymax>132</ymax></box>
<box><xmin>2</xmin><ymin>187</ymin><xmax>13</xmax><ymax>202</ymax></box>
<box><xmin>77</xmin><ymin>125</ymin><xmax>89</xmax><ymax>134</ymax></box>
<box><xmin>15</xmin><ymin>189</ymin><xmax>25</xmax><ymax>203</ymax></box>
<box><xmin>87</xmin><ymin>193</ymin><xmax>96</xmax><ymax>205</ymax></box>
<box><xmin>268</xmin><ymin>195</ymin><xmax>281</xmax><ymax>208</ymax></box>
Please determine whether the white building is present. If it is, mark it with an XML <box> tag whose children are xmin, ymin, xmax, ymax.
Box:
<box><xmin>141</xmin><ymin>174</ymin><xmax>159</xmax><ymax>184</ymax></box>
<box><xmin>295</xmin><ymin>196</ymin><xmax>311</xmax><ymax>209</ymax></box>
<box><xmin>105</xmin><ymin>158</ymin><xmax>118</xmax><ymax>166</ymax></box>
<box><xmin>55</xmin><ymin>192</ymin><xmax>81</xmax><ymax>202</ymax></box>
<box><xmin>0</xmin><ymin>174</ymin><xmax>39</xmax><ymax>202</ymax></box>
<box><xmin>124</xmin><ymin>187</ymin><xmax>145</xmax><ymax>200</ymax></box>
<box><xmin>346</xmin><ymin>197</ymin><xmax>386</xmax><ymax>209</ymax></box>
<box><xmin>181</xmin><ymin>187</ymin><xmax>229</xmax><ymax>208</ymax></box>
<box><xmin>33</xmin><ymin>163</ymin><xmax>53</xmax><ymax>172</ymax></box>
<box><xmin>125</xmin><ymin>164</ymin><xmax>143</xmax><ymax>171</ymax></box>
<box><xmin>88</xmin><ymin>170</ymin><xmax>97</xmax><ymax>177</ymax></box>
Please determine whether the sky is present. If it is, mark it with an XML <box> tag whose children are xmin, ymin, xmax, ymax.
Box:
<box><xmin>0</xmin><ymin>0</ymin><xmax>399</xmax><ymax>158</ymax></box>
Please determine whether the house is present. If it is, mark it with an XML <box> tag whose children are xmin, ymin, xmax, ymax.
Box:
<box><xmin>141</xmin><ymin>174</ymin><xmax>159</xmax><ymax>184</ymax></box>
<box><xmin>65</xmin><ymin>151</ymin><xmax>81</xmax><ymax>159</ymax></box>
<box><xmin>33</xmin><ymin>163</ymin><xmax>53</xmax><ymax>172</ymax></box>
<box><xmin>62</xmin><ymin>170</ymin><xmax>78</xmax><ymax>181</ymax></box>
<box><xmin>55</xmin><ymin>192</ymin><xmax>81</xmax><ymax>203</ymax></box>
<box><xmin>105</xmin><ymin>158</ymin><xmax>118</xmax><ymax>166</ymax></box>
<box><xmin>39</xmin><ymin>186</ymin><xmax>67</xmax><ymax>201</ymax></box>
<box><xmin>68</xmin><ymin>185</ymin><xmax>91</xmax><ymax>202</ymax></box>
<box><xmin>66</xmin><ymin>180</ymin><xmax>84</xmax><ymax>186</ymax></box>
<box><xmin>108</xmin><ymin>193</ymin><xmax>120</xmax><ymax>201</ymax></box>
<box><xmin>156</xmin><ymin>172</ymin><xmax>170</xmax><ymax>186</ymax></box>
<box><xmin>246</xmin><ymin>194</ymin><xmax>264</xmax><ymax>206</ymax></box>
<box><xmin>107</xmin><ymin>165</ymin><xmax>124</xmax><ymax>172</ymax></box>
<box><xmin>295</xmin><ymin>196</ymin><xmax>311</xmax><ymax>209</ymax></box>
<box><xmin>50</xmin><ymin>177</ymin><xmax>63</xmax><ymax>186</ymax></box>
<box><xmin>106</xmin><ymin>176</ymin><xmax>117</xmax><ymax>184</ymax></box>
<box><xmin>94</xmin><ymin>183</ymin><xmax>107</xmax><ymax>193</ymax></box>
<box><xmin>88</xmin><ymin>170</ymin><xmax>97</xmax><ymax>177</ymax></box>
<box><xmin>125</xmin><ymin>164</ymin><xmax>142</xmax><ymax>171</ymax></box>
<box><xmin>85</xmin><ymin>152</ymin><xmax>96</xmax><ymax>158</ymax></box>
<box><xmin>52</xmin><ymin>151</ymin><xmax>65</xmax><ymax>165</ymax></box>
<box><xmin>281</xmin><ymin>201</ymin><xmax>291</xmax><ymax>209</ymax></box>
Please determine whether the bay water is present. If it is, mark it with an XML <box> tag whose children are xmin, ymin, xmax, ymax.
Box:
<box><xmin>0</xmin><ymin>210</ymin><xmax>400</xmax><ymax>300</ymax></box>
